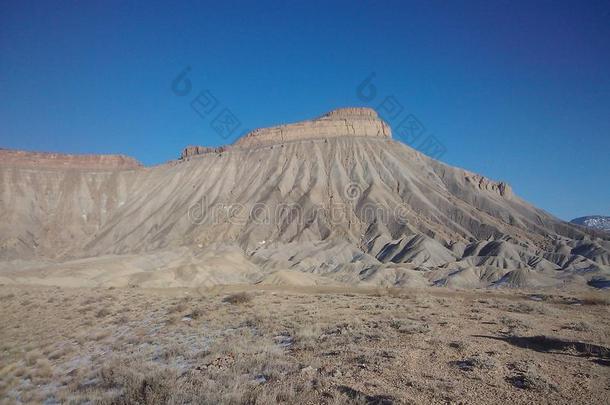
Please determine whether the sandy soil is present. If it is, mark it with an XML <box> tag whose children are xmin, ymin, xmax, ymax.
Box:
<box><xmin>0</xmin><ymin>284</ymin><xmax>608</xmax><ymax>404</ymax></box>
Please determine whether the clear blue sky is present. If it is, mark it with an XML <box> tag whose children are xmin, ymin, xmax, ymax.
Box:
<box><xmin>1</xmin><ymin>0</ymin><xmax>608</xmax><ymax>220</ymax></box>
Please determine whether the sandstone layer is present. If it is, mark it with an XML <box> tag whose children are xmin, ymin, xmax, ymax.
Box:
<box><xmin>0</xmin><ymin>148</ymin><xmax>141</xmax><ymax>170</ymax></box>
<box><xmin>181</xmin><ymin>145</ymin><xmax>227</xmax><ymax>159</ymax></box>
<box><xmin>234</xmin><ymin>107</ymin><xmax>391</xmax><ymax>148</ymax></box>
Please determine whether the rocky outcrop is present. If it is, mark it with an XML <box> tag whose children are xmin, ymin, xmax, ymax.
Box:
<box><xmin>180</xmin><ymin>145</ymin><xmax>226</xmax><ymax>159</ymax></box>
<box><xmin>179</xmin><ymin>107</ymin><xmax>391</xmax><ymax>158</ymax></box>
<box><xmin>234</xmin><ymin>107</ymin><xmax>391</xmax><ymax>147</ymax></box>
<box><xmin>0</xmin><ymin>149</ymin><xmax>141</xmax><ymax>170</ymax></box>
<box><xmin>465</xmin><ymin>174</ymin><xmax>512</xmax><ymax>197</ymax></box>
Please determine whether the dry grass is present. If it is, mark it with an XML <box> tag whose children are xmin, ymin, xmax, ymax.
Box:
<box><xmin>0</xmin><ymin>284</ymin><xmax>608</xmax><ymax>404</ymax></box>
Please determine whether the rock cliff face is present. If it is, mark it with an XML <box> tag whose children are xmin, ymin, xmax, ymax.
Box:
<box><xmin>0</xmin><ymin>149</ymin><xmax>141</xmax><ymax>170</ymax></box>
<box><xmin>180</xmin><ymin>146</ymin><xmax>226</xmax><ymax>159</ymax></box>
<box><xmin>178</xmin><ymin>107</ymin><xmax>391</xmax><ymax>158</ymax></box>
<box><xmin>234</xmin><ymin>107</ymin><xmax>391</xmax><ymax>148</ymax></box>
<box><xmin>464</xmin><ymin>173</ymin><xmax>512</xmax><ymax>198</ymax></box>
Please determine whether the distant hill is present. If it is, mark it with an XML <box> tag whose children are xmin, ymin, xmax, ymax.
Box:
<box><xmin>571</xmin><ymin>216</ymin><xmax>610</xmax><ymax>233</ymax></box>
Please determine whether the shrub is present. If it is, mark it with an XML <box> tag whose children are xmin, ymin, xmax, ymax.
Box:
<box><xmin>222</xmin><ymin>292</ymin><xmax>252</xmax><ymax>305</ymax></box>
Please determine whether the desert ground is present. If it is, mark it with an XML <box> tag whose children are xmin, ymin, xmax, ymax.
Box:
<box><xmin>1</xmin><ymin>284</ymin><xmax>608</xmax><ymax>404</ymax></box>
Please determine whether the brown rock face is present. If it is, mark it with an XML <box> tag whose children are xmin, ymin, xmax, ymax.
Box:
<box><xmin>234</xmin><ymin>107</ymin><xmax>391</xmax><ymax>147</ymax></box>
<box><xmin>465</xmin><ymin>174</ymin><xmax>513</xmax><ymax>197</ymax></box>
<box><xmin>0</xmin><ymin>149</ymin><xmax>141</xmax><ymax>170</ymax></box>
<box><xmin>180</xmin><ymin>145</ymin><xmax>226</xmax><ymax>159</ymax></box>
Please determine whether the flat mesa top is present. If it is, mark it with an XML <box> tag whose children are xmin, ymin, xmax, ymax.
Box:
<box><xmin>234</xmin><ymin>107</ymin><xmax>392</xmax><ymax>147</ymax></box>
<box><xmin>320</xmin><ymin>107</ymin><xmax>381</xmax><ymax>119</ymax></box>
<box><xmin>3</xmin><ymin>107</ymin><xmax>393</xmax><ymax>165</ymax></box>
<box><xmin>0</xmin><ymin>148</ymin><xmax>141</xmax><ymax>170</ymax></box>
